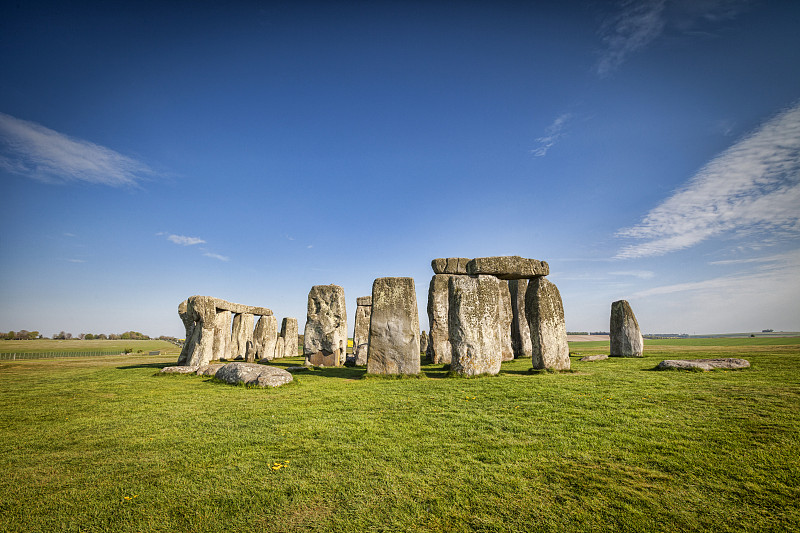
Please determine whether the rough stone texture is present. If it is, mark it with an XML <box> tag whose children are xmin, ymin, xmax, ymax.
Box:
<box><xmin>212</xmin><ymin>310</ymin><xmax>232</xmax><ymax>360</ymax></box>
<box><xmin>230</xmin><ymin>313</ymin><xmax>255</xmax><ymax>360</ymax></box>
<box><xmin>498</xmin><ymin>280</ymin><xmax>514</xmax><ymax>362</ymax></box>
<box><xmin>427</xmin><ymin>274</ymin><xmax>453</xmax><ymax>364</ymax></box>
<box><xmin>274</xmin><ymin>336</ymin><xmax>285</xmax><ymax>359</ymax></box>
<box><xmin>656</xmin><ymin>358</ymin><xmax>750</xmax><ymax>371</ymax></box>
<box><xmin>304</xmin><ymin>284</ymin><xmax>348</xmax><ymax>367</ymax></box>
<box><xmin>420</xmin><ymin>331</ymin><xmax>429</xmax><ymax>355</ymax></box>
<box><xmin>245</xmin><ymin>340</ymin><xmax>257</xmax><ymax>363</ymax></box>
<box><xmin>610</xmin><ymin>300</ymin><xmax>644</xmax><ymax>357</ymax></box>
<box><xmin>208</xmin><ymin>299</ymin><xmax>272</xmax><ymax>316</ymax></box>
<box><xmin>353</xmin><ymin>296</ymin><xmax>372</xmax><ymax>364</ymax></box>
<box><xmin>466</xmin><ymin>256</ymin><xmax>550</xmax><ymax>280</ymax></box>
<box><xmin>214</xmin><ymin>362</ymin><xmax>293</xmax><ymax>387</ymax></box>
<box><xmin>525</xmin><ymin>277</ymin><xmax>570</xmax><ymax>370</ymax></box>
<box><xmin>508</xmin><ymin>279</ymin><xmax>533</xmax><ymax>359</ymax></box>
<box><xmin>431</xmin><ymin>257</ymin><xmax>470</xmax><ymax>275</ymax></box>
<box><xmin>197</xmin><ymin>363</ymin><xmax>226</xmax><ymax>376</ymax></box>
<box><xmin>580</xmin><ymin>354</ymin><xmax>609</xmax><ymax>362</ymax></box>
<box><xmin>354</xmin><ymin>342</ymin><xmax>369</xmax><ymax>366</ymax></box>
<box><xmin>177</xmin><ymin>300</ymin><xmax>194</xmax><ymax>365</ymax></box>
<box><xmin>160</xmin><ymin>365</ymin><xmax>199</xmax><ymax>374</ymax></box>
<box><xmin>367</xmin><ymin>277</ymin><xmax>421</xmax><ymax>375</ymax></box>
<box><xmin>448</xmin><ymin>275</ymin><xmax>502</xmax><ymax>376</ymax></box>
<box><xmin>280</xmin><ymin>317</ymin><xmax>299</xmax><ymax>359</ymax></box>
<box><xmin>253</xmin><ymin>315</ymin><xmax>279</xmax><ymax>361</ymax></box>
<box><xmin>183</xmin><ymin>296</ymin><xmax>218</xmax><ymax>367</ymax></box>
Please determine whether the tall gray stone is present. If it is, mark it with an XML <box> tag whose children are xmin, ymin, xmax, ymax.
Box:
<box><xmin>420</xmin><ymin>330</ymin><xmax>429</xmax><ymax>355</ymax></box>
<box><xmin>448</xmin><ymin>275</ymin><xmax>502</xmax><ymax>376</ymax></box>
<box><xmin>304</xmin><ymin>284</ymin><xmax>348</xmax><ymax>366</ymax></box>
<box><xmin>498</xmin><ymin>280</ymin><xmax>514</xmax><ymax>362</ymax></box>
<box><xmin>466</xmin><ymin>256</ymin><xmax>549</xmax><ymax>280</ymax></box>
<box><xmin>431</xmin><ymin>257</ymin><xmax>470</xmax><ymax>274</ymax></box>
<box><xmin>525</xmin><ymin>277</ymin><xmax>570</xmax><ymax>370</ymax></box>
<box><xmin>177</xmin><ymin>299</ymin><xmax>194</xmax><ymax>365</ymax></box>
<box><xmin>353</xmin><ymin>296</ymin><xmax>372</xmax><ymax>365</ymax></box>
<box><xmin>182</xmin><ymin>295</ymin><xmax>218</xmax><ymax>367</ymax></box>
<box><xmin>253</xmin><ymin>315</ymin><xmax>278</xmax><ymax>361</ymax></box>
<box><xmin>610</xmin><ymin>300</ymin><xmax>644</xmax><ymax>357</ymax></box>
<box><xmin>273</xmin><ymin>336</ymin><xmax>285</xmax><ymax>359</ymax></box>
<box><xmin>367</xmin><ymin>277</ymin><xmax>420</xmax><ymax>375</ymax></box>
<box><xmin>509</xmin><ymin>279</ymin><xmax>533</xmax><ymax>358</ymax></box>
<box><xmin>230</xmin><ymin>313</ymin><xmax>255</xmax><ymax>360</ymax></box>
<box><xmin>427</xmin><ymin>274</ymin><xmax>452</xmax><ymax>364</ymax></box>
<box><xmin>280</xmin><ymin>317</ymin><xmax>299</xmax><ymax>359</ymax></box>
<box><xmin>213</xmin><ymin>310</ymin><xmax>232</xmax><ymax>360</ymax></box>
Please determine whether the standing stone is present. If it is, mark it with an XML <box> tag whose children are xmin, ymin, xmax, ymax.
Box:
<box><xmin>274</xmin><ymin>336</ymin><xmax>285</xmax><ymax>359</ymax></box>
<box><xmin>525</xmin><ymin>278</ymin><xmax>570</xmax><ymax>370</ymax></box>
<box><xmin>304</xmin><ymin>284</ymin><xmax>348</xmax><ymax>366</ymax></box>
<box><xmin>253</xmin><ymin>315</ymin><xmax>279</xmax><ymax>361</ymax></box>
<box><xmin>230</xmin><ymin>313</ymin><xmax>255</xmax><ymax>360</ymax></box>
<box><xmin>427</xmin><ymin>274</ymin><xmax>453</xmax><ymax>364</ymax></box>
<box><xmin>420</xmin><ymin>330</ymin><xmax>429</xmax><ymax>355</ymax></box>
<box><xmin>245</xmin><ymin>340</ymin><xmax>257</xmax><ymax>363</ymax></box>
<box><xmin>610</xmin><ymin>300</ymin><xmax>644</xmax><ymax>357</ymax></box>
<box><xmin>448</xmin><ymin>275</ymin><xmax>502</xmax><ymax>376</ymax></box>
<box><xmin>280</xmin><ymin>317</ymin><xmax>299</xmax><ymax>359</ymax></box>
<box><xmin>498</xmin><ymin>280</ymin><xmax>514</xmax><ymax>362</ymax></box>
<box><xmin>183</xmin><ymin>296</ymin><xmax>218</xmax><ymax>367</ymax></box>
<box><xmin>213</xmin><ymin>310</ymin><xmax>232</xmax><ymax>360</ymax></box>
<box><xmin>367</xmin><ymin>277</ymin><xmax>421</xmax><ymax>375</ymax></box>
<box><xmin>353</xmin><ymin>296</ymin><xmax>372</xmax><ymax>365</ymax></box>
<box><xmin>509</xmin><ymin>279</ymin><xmax>533</xmax><ymax>359</ymax></box>
<box><xmin>177</xmin><ymin>299</ymin><xmax>194</xmax><ymax>365</ymax></box>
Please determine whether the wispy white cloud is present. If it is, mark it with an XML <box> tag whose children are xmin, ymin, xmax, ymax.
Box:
<box><xmin>0</xmin><ymin>112</ymin><xmax>154</xmax><ymax>187</ymax></box>
<box><xmin>532</xmin><ymin>113</ymin><xmax>573</xmax><ymax>157</ymax></box>
<box><xmin>66</xmin><ymin>258</ymin><xmax>86</xmax><ymax>263</ymax></box>
<box><xmin>166</xmin><ymin>234</ymin><xmax>206</xmax><ymax>246</ymax></box>
<box><xmin>610</xmin><ymin>270</ymin><xmax>655</xmax><ymax>279</ymax></box>
<box><xmin>203</xmin><ymin>252</ymin><xmax>230</xmax><ymax>262</ymax></box>
<box><xmin>616</xmin><ymin>101</ymin><xmax>800</xmax><ymax>259</ymax></box>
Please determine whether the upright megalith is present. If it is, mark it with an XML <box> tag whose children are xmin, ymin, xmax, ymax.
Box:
<box><xmin>610</xmin><ymin>300</ymin><xmax>644</xmax><ymax>357</ymax></box>
<box><xmin>274</xmin><ymin>336</ymin><xmax>285</xmax><ymax>359</ymax></box>
<box><xmin>213</xmin><ymin>310</ymin><xmax>232</xmax><ymax>360</ymax></box>
<box><xmin>230</xmin><ymin>313</ymin><xmax>255</xmax><ymax>360</ymax></box>
<box><xmin>420</xmin><ymin>330</ymin><xmax>429</xmax><ymax>355</ymax></box>
<box><xmin>177</xmin><ymin>300</ymin><xmax>194</xmax><ymax>365</ymax></box>
<box><xmin>525</xmin><ymin>277</ymin><xmax>570</xmax><ymax>370</ymax></box>
<box><xmin>353</xmin><ymin>296</ymin><xmax>372</xmax><ymax>366</ymax></box>
<box><xmin>508</xmin><ymin>279</ymin><xmax>532</xmax><ymax>358</ymax></box>
<box><xmin>280</xmin><ymin>317</ymin><xmax>299</xmax><ymax>359</ymax></box>
<box><xmin>182</xmin><ymin>296</ymin><xmax>218</xmax><ymax>367</ymax></box>
<box><xmin>304</xmin><ymin>284</ymin><xmax>348</xmax><ymax>366</ymax></box>
<box><xmin>254</xmin><ymin>315</ymin><xmax>278</xmax><ymax>361</ymax></box>
<box><xmin>448</xmin><ymin>275</ymin><xmax>502</xmax><ymax>376</ymax></box>
<box><xmin>367</xmin><ymin>277</ymin><xmax>420</xmax><ymax>375</ymax></box>
<box><xmin>498</xmin><ymin>280</ymin><xmax>514</xmax><ymax>362</ymax></box>
<box><xmin>427</xmin><ymin>274</ymin><xmax>453</xmax><ymax>364</ymax></box>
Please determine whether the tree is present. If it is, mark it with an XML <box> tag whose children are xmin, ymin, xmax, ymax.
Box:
<box><xmin>27</xmin><ymin>331</ymin><xmax>39</xmax><ymax>340</ymax></box>
<box><xmin>4</xmin><ymin>331</ymin><xmax>13</xmax><ymax>340</ymax></box>
<box><xmin>85</xmin><ymin>333</ymin><xmax>94</xmax><ymax>340</ymax></box>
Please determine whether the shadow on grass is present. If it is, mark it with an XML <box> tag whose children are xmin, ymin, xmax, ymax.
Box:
<box><xmin>117</xmin><ymin>362</ymin><xmax>173</xmax><ymax>370</ymax></box>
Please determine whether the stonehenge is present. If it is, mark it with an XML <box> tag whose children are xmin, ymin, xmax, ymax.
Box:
<box><xmin>525</xmin><ymin>277</ymin><xmax>570</xmax><ymax>370</ymax></box>
<box><xmin>366</xmin><ymin>277</ymin><xmax>420</xmax><ymax>375</ymax></box>
<box><xmin>280</xmin><ymin>318</ymin><xmax>299</xmax><ymax>359</ymax></box>
<box><xmin>448</xmin><ymin>275</ymin><xmax>502</xmax><ymax>376</ymax></box>
<box><xmin>304</xmin><ymin>284</ymin><xmax>348</xmax><ymax>367</ymax></box>
<box><xmin>177</xmin><ymin>296</ymin><xmax>295</xmax><ymax>367</ymax></box>
<box><xmin>508</xmin><ymin>279</ymin><xmax>532</xmax><ymax>358</ymax></box>
<box><xmin>610</xmin><ymin>300</ymin><xmax>644</xmax><ymax>357</ymax></box>
<box><xmin>353</xmin><ymin>296</ymin><xmax>372</xmax><ymax>366</ymax></box>
<box><xmin>427</xmin><ymin>273</ymin><xmax>453</xmax><ymax>364</ymax></box>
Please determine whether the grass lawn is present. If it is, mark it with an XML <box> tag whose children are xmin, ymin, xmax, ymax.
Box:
<box><xmin>0</xmin><ymin>339</ymin><xmax>181</xmax><ymax>356</ymax></box>
<box><xmin>0</xmin><ymin>339</ymin><xmax>797</xmax><ymax>532</ymax></box>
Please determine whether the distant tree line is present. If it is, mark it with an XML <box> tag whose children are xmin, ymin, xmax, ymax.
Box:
<box><xmin>1</xmin><ymin>330</ymin><xmax>158</xmax><ymax>341</ymax></box>
<box><xmin>3</xmin><ymin>330</ymin><xmax>41</xmax><ymax>340</ymax></box>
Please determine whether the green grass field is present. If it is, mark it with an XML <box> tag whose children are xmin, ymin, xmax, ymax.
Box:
<box><xmin>0</xmin><ymin>339</ymin><xmax>181</xmax><ymax>357</ymax></box>
<box><xmin>0</xmin><ymin>338</ymin><xmax>797</xmax><ymax>532</ymax></box>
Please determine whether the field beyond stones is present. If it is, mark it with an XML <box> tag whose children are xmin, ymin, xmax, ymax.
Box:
<box><xmin>1</xmin><ymin>338</ymin><xmax>798</xmax><ymax>532</ymax></box>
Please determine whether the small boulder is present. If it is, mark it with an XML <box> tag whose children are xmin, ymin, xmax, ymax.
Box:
<box><xmin>160</xmin><ymin>366</ymin><xmax>199</xmax><ymax>374</ymax></box>
<box><xmin>579</xmin><ymin>354</ymin><xmax>609</xmax><ymax>362</ymax></box>
<box><xmin>214</xmin><ymin>362</ymin><xmax>293</xmax><ymax>387</ymax></box>
<box><xmin>656</xmin><ymin>358</ymin><xmax>750</xmax><ymax>371</ymax></box>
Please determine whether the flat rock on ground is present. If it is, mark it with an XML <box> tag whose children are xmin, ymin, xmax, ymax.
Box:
<box><xmin>656</xmin><ymin>358</ymin><xmax>750</xmax><ymax>371</ymax></box>
<box><xmin>197</xmin><ymin>363</ymin><xmax>226</xmax><ymax>376</ymax></box>
<box><xmin>214</xmin><ymin>362</ymin><xmax>293</xmax><ymax>387</ymax></box>
<box><xmin>160</xmin><ymin>366</ymin><xmax>200</xmax><ymax>374</ymax></box>
<box><xmin>579</xmin><ymin>354</ymin><xmax>609</xmax><ymax>362</ymax></box>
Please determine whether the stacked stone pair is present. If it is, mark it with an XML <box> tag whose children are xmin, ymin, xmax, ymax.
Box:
<box><xmin>427</xmin><ymin>256</ymin><xmax>570</xmax><ymax>375</ymax></box>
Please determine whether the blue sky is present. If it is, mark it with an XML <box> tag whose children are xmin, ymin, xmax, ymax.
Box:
<box><xmin>1</xmin><ymin>0</ymin><xmax>799</xmax><ymax>338</ymax></box>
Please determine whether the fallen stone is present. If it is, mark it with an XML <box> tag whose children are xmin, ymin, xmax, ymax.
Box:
<box><xmin>427</xmin><ymin>274</ymin><xmax>453</xmax><ymax>364</ymax></box>
<box><xmin>160</xmin><ymin>365</ymin><xmax>199</xmax><ymax>374</ymax></box>
<box><xmin>466</xmin><ymin>256</ymin><xmax>549</xmax><ymax>280</ymax></box>
<box><xmin>280</xmin><ymin>317</ymin><xmax>299</xmax><ymax>359</ymax></box>
<box><xmin>656</xmin><ymin>358</ymin><xmax>750</xmax><ymax>371</ymax></box>
<box><xmin>214</xmin><ymin>362</ymin><xmax>293</xmax><ymax>387</ymax></box>
<box><xmin>509</xmin><ymin>279</ymin><xmax>533</xmax><ymax>358</ymax></box>
<box><xmin>498</xmin><ymin>280</ymin><xmax>514</xmax><ymax>362</ymax></box>
<box><xmin>286</xmin><ymin>366</ymin><xmax>310</xmax><ymax>373</ymax></box>
<box><xmin>353</xmin><ymin>295</ymin><xmax>372</xmax><ymax>364</ymax></box>
<box><xmin>525</xmin><ymin>277</ymin><xmax>570</xmax><ymax>370</ymax></box>
<box><xmin>304</xmin><ymin>284</ymin><xmax>348</xmax><ymax>367</ymax></box>
<box><xmin>197</xmin><ymin>363</ymin><xmax>226</xmax><ymax>376</ymax></box>
<box><xmin>431</xmin><ymin>257</ymin><xmax>470</xmax><ymax>274</ymax></box>
<box><xmin>448</xmin><ymin>275</ymin><xmax>502</xmax><ymax>376</ymax></box>
<box><xmin>253</xmin><ymin>315</ymin><xmax>279</xmax><ymax>361</ymax></box>
<box><xmin>610</xmin><ymin>300</ymin><xmax>644</xmax><ymax>357</ymax></box>
<box><xmin>579</xmin><ymin>354</ymin><xmax>609</xmax><ymax>362</ymax></box>
<box><xmin>367</xmin><ymin>277</ymin><xmax>421</xmax><ymax>375</ymax></box>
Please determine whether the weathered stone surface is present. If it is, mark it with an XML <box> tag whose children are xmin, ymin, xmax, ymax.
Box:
<box><xmin>448</xmin><ymin>275</ymin><xmax>502</xmax><ymax>376</ymax></box>
<box><xmin>525</xmin><ymin>277</ymin><xmax>570</xmax><ymax>370</ymax></box>
<box><xmin>230</xmin><ymin>313</ymin><xmax>255</xmax><ymax>360</ymax></box>
<box><xmin>420</xmin><ymin>330</ymin><xmax>429</xmax><ymax>355</ymax></box>
<box><xmin>177</xmin><ymin>300</ymin><xmax>194</xmax><ymax>365</ymax></box>
<box><xmin>213</xmin><ymin>310</ymin><xmax>232</xmax><ymax>360</ymax></box>
<box><xmin>207</xmin><ymin>298</ymin><xmax>272</xmax><ymax>317</ymax></box>
<box><xmin>427</xmin><ymin>274</ymin><xmax>452</xmax><ymax>364</ymax></box>
<box><xmin>280</xmin><ymin>317</ymin><xmax>299</xmax><ymax>359</ymax></box>
<box><xmin>466</xmin><ymin>256</ymin><xmax>549</xmax><ymax>280</ymax></box>
<box><xmin>509</xmin><ymin>279</ymin><xmax>533</xmax><ymax>359</ymax></box>
<box><xmin>431</xmin><ymin>257</ymin><xmax>470</xmax><ymax>275</ymax></box>
<box><xmin>245</xmin><ymin>340</ymin><xmax>257</xmax><ymax>363</ymax></box>
<box><xmin>160</xmin><ymin>365</ymin><xmax>199</xmax><ymax>374</ymax></box>
<box><xmin>580</xmin><ymin>354</ymin><xmax>608</xmax><ymax>362</ymax></box>
<box><xmin>304</xmin><ymin>284</ymin><xmax>348</xmax><ymax>367</ymax></box>
<box><xmin>253</xmin><ymin>315</ymin><xmax>278</xmax><ymax>361</ymax></box>
<box><xmin>656</xmin><ymin>358</ymin><xmax>750</xmax><ymax>371</ymax></box>
<box><xmin>610</xmin><ymin>300</ymin><xmax>644</xmax><ymax>357</ymax></box>
<box><xmin>214</xmin><ymin>362</ymin><xmax>293</xmax><ymax>387</ymax></box>
<box><xmin>273</xmin><ymin>336</ymin><xmax>285</xmax><ymax>359</ymax></box>
<box><xmin>367</xmin><ymin>277</ymin><xmax>421</xmax><ymax>375</ymax></box>
<box><xmin>353</xmin><ymin>295</ymin><xmax>372</xmax><ymax>364</ymax></box>
<box><xmin>197</xmin><ymin>363</ymin><xmax>226</xmax><ymax>376</ymax></box>
<box><xmin>498</xmin><ymin>280</ymin><xmax>514</xmax><ymax>362</ymax></box>
<box><xmin>354</xmin><ymin>342</ymin><xmax>369</xmax><ymax>366</ymax></box>
<box><xmin>183</xmin><ymin>296</ymin><xmax>218</xmax><ymax>367</ymax></box>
